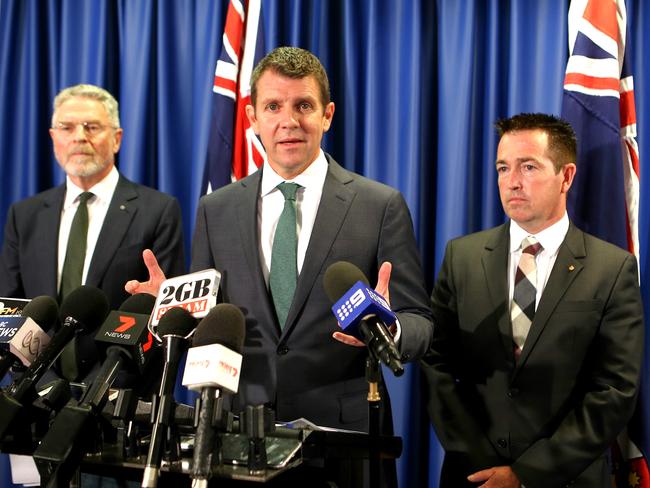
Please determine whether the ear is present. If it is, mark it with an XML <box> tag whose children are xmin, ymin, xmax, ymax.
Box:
<box><xmin>322</xmin><ymin>102</ymin><xmax>335</xmax><ymax>132</ymax></box>
<box><xmin>560</xmin><ymin>163</ymin><xmax>576</xmax><ymax>193</ymax></box>
<box><xmin>245</xmin><ymin>104</ymin><xmax>259</xmax><ymax>134</ymax></box>
<box><xmin>112</xmin><ymin>128</ymin><xmax>124</xmax><ymax>154</ymax></box>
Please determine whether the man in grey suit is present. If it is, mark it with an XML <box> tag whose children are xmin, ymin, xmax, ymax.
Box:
<box><xmin>0</xmin><ymin>84</ymin><xmax>185</xmax><ymax>380</ymax></box>
<box><xmin>422</xmin><ymin>113</ymin><xmax>643</xmax><ymax>487</ymax></box>
<box><xmin>128</xmin><ymin>47</ymin><xmax>432</xmax><ymax>436</ymax></box>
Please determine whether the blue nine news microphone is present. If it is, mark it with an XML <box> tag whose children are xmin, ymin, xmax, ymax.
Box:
<box><xmin>324</xmin><ymin>261</ymin><xmax>404</xmax><ymax>376</ymax></box>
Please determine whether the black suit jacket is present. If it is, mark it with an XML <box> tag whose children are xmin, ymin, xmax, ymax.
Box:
<box><xmin>0</xmin><ymin>175</ymin><xmax>185</xmax><ymax>309</ymax></box>
<box><xmin>191</xmin><ymin>154</ymin><xmax>433</xmax><ymax>431</ymax></box>
<box><xmin>422</xmin><ymin>222</ymin><xmax>644</xmax><ymax>488</ymax></box>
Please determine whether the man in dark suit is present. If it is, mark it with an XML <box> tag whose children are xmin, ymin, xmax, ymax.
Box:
<box><xmin>0</xmin><ymin>84</ymin><xmax>185</xmax><ymax>385</ymax></box>
<box><xmin>0</xmin><ymin>84</ymin><xmax>185</xmax><ymax>311</ymax></box>
<box><xmin>422</xmin><ymin>113</ymin><xmax>643</xmax><ymax>487</ymax></box>
<box><xmin>128</xmin><ymin>47</ymin><xmax>432</xmax><ymax>435</ymax></box>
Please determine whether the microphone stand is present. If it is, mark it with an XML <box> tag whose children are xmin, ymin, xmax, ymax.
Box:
<box><xmin>366</xmin><ymin>354</ymin><xmax>381</xmax><ymax>488</ymax></box>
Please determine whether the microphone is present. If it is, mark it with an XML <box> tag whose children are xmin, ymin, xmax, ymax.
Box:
<box><xmin>32</xmin><ymin>294</ymin><xmax>157</xmax><ymax>487</ymax></box>
<box><xmin>183</xmin><ymin>304</ymin><xmax>245</xmax><ymax>487</ymax></box>
<box><xmin>323</xmin><ymin>261</ymin><xmax>404</xmax><ymax>376</ymax></box>
<box><xmin>0</xmin><ymin>296</ymin><xmax>58</xmax><ymax>379</ymax></box>
<box><xmin>142</xmin><ymin>306</ymin><xmax>197</xmax><ymax>488</ymax></box>
<box><xmin>0</xmin><ymin>286</ymin><xmax>109</xmax><ymax>439</ymax></box>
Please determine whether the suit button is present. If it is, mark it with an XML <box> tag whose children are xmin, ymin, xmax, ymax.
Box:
<box><xmin>497</xmin><ymin>438</ymin><xmax>507</xmax><ymax>448</ymax></box>
<box><xmin>401</xmin><ymin>353</ymin><xmax>411</xmax><ymax>362</ymax></box>
<box><xmin>277</xmin><ymin>346</ymin><xmax>289</xmax><ymax>355</ymax></box>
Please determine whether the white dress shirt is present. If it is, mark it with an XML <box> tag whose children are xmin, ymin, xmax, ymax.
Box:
<box><xmin>57</xmin><ymin>166</ymin><xmax>119</xmax><ymax>291</ymax></box>
<box><xmin>258</xmin><ymin>150</ymin><xmax>328</xmax><ymax>285</ymax></box>
<box><xmin>508</xmin><ymin>213</ymin><xmax>570</xmax><ymax>310</ymax></box>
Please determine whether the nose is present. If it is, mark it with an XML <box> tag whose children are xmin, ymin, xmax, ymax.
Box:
<box><xmin>72</xmin><ymin>124</ymin><xmax>89</xmax><ymax>141</ymax></box>
<box><xmin>279</xmin><ymin>109</ymin><xmax>299</xmax><ymax>129</ymax></box>
<box><xmin>506</xmin><ymin>169</ymin><xmax>522</xmax><ymax>190</ymax></box>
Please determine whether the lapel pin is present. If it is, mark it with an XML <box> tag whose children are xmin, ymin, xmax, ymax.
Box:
<box><xmin>119</xmin><ymin>204</ymin><xmax>126</xmax><ymax>211</ymax></box>
<box><xmin>568</xmin><ymin>264</ymin><xmax>575</xmax><ymax>272</ymax></box>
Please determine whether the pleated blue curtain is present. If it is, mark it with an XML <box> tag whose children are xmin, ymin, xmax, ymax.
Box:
<box><xmin>1</xmin><ymin>1</ymin><xmax>649</xmax><ymax>487</ymax></box>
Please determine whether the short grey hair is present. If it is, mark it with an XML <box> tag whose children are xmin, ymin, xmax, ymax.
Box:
<box><xmin>51</xmin><ymin>84</ymin><xmax>121</xmax><ymax>128</ymax></box>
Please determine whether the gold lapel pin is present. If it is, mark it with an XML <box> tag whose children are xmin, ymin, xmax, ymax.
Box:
<box><xmin>568</xmin><ymin>264</ymin><xmax>575</xmax><ymax>271</ymax></box>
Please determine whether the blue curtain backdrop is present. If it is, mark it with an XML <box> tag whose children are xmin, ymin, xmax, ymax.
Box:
<box><xmin>0</xmin><ymin>1</ymin><xmax>648</xmax><ymax>486</ymax></box>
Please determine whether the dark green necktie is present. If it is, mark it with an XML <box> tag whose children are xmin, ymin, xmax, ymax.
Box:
<box><xmin>269</xmin><ymin>182</ymin><xmax>301</xmax><ymax>329</ymax></box>
<box><xmin>60</xmin><ymin>191</ymin><xmax>93</xmax><ymax>380</ymax></box>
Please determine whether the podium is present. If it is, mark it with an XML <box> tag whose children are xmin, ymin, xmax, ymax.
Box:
<box><xmin>78</xmin><ymin>428</ymin><xmax>402</xmax><ymax>487</ymax></box>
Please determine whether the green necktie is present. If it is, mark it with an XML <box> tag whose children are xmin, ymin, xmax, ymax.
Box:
<box><xmin>59</xmin><ymin>191</ymin><xmax>93</xmax><ymax>380</ymax></box>
<box><xmin>269</xmin><ymin>182</ymin><xmax>301</xmax><ymax>329</ymax></box>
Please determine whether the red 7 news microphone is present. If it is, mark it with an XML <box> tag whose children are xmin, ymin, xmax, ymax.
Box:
<box><xmin>33</xmin><ymin>293</ymin><xmax>157</xmax><ymax>487</ymax></box>
<box><xmin>182</xmin><ymin>303</ymin><xmax>245</xmax><ymax>488</ymax></box>
<box><xmin>141</xmin><ymin>306</ymin><xmax>197</xmax><ymax>488</ymax></box>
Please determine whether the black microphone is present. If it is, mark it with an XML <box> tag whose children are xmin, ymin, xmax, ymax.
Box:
<box><xmin>33</xmin><ymin>293</ymin><xmax>157</xmax><ymax>487</ymax></box>
<box><xmin>323</xmin><ymin>261</ymin><xmax>404</xmax><ymax>376</ymax></box>
<box><xmin>0</xmin><ymin>296</ymin><xmax>59</xmax><ymax>379</ymax></box>
<box><xmin>184</xmin><ymin>304</ymin><xmax>245</xmax><ymax>487</ymax></box>
<box><xmin>0</xmin><ymin>286</ymin><xmax>109</xmax><ymax>439</ymax></box>
<box><xmin>142</xmin><ymin>306</ymin><xmax>197</xmax><ymax>488</ymax></box>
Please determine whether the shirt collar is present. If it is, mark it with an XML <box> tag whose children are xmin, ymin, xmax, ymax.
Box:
<box><xmin>64</xmin><ymin>165</ymin><xmax>119</xmax><ymax>209</ymax></box>
<box><xmin>260</xmin><ymin>149</ymin><xmax>328</xmax><ymax>197</ymax></box>
<box><xmin>509</xmin><ymin>212</ymin><xmax>570</xmax><ymax>254</ymax></box>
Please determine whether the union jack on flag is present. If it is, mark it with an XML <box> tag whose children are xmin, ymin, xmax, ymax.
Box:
<box><xmin>561</xmin><ymin>0</ymin><xmax>645</xmax><ymax>486</ymax></box>
<box><xmin>202</xmin><ymin>0</ymin><xmax>266</xmax><ymax>194</ymax></box>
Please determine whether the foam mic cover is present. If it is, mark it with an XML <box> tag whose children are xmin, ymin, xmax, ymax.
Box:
<box><xmin>192</xmin><ymin>303</ymin><xmax>246</xmax><ymax>351</ymax></box>
<box><xmin>21</xmin><ymin>296</ymin><xmax>59</xmax><ymax>332</ymax></box>
<box><xmin>323</xmin><ymin>261</ymin><xmax>370</xmax><ymax>303</ymax></box>
<box><xmin>157</xmin><ymin>306</ymin><xmax>197</xmax><ymax>338</ymax></box>
<box><xmin>119</xmin><ymin>293</ymin><xmax>157</xmax><ymax>315</ymax></box>
<box><xmin>59</xmin><ymin>285</ymin><xmax>110</xmax><ymax>329</ymax></box>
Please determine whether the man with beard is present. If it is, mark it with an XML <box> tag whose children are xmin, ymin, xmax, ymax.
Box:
<box><xmin>0</xmin><ymin>84</ymin><xmax>185</xmax><ymax>381</ymax></box>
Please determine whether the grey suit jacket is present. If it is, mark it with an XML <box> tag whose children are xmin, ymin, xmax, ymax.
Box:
<box><xmin>0</xmin><ymin>175</ymin><xmax>185</xmax><ymax>309</ymax></box>
<box><xmin>422</xmin><ymin>222</ymin><xmax>643</xmax><ymax>488</ymax></box>
<box><xmin>191</xmin><ymin>154</ymin><xmax>433</xmax><ymax>430</ymax></box>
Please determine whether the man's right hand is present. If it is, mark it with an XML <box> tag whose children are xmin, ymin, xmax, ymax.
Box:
<box><xmin>124</xmin><ymin>249</ymin><xmax>167</xmax><ymax>296</ymax></box>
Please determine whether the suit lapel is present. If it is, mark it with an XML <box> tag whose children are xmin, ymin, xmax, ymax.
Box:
<box><xmin>515</xmin><ymin>224</ymin><xmax>585</xmax><ymax>370</ymax></box>
<box><xmin>86</xmin><ymin>177</ymin><xmax>137</xmax><ymax>287</ymax></box>
<box><xmin>236</xmin><ymin>171</ymin><xmax>278</xmax><ymax>333</ymax></box>
<box><xmin>481</xmin><ymin>224</ymin><xmax>513</xmax><ymax>362</ymax></box>
<box><xmin>282</xmin><ymin>158</ymin><xmax>354</xmax><ymax>337</ymax></box>
<box><xmin>41</xmin><ymin>186</ymin><xmax>66</xmax><ymax>297</ymax></box>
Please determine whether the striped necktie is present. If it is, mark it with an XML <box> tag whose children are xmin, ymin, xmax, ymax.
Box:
<box><xmin>511</xmin><ymin>235</ymin><xmax>543</xmax><ymax>357</ymax></box>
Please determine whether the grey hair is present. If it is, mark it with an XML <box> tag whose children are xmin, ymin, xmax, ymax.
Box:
<box><xmin>51</xmin><ymin>84</ymin><xmax>120</xmax><ymax>128</ymax></box>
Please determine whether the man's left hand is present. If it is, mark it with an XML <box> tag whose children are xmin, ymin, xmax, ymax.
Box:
<box><xmin>332</xmin><ymin>261</ymin><xmax>392</xmax><ymax>347</ymax></box>
<box><xmin>467</xmin><ymin>466</ymin><xmax>521</xmax><ymax>488</ymax></box>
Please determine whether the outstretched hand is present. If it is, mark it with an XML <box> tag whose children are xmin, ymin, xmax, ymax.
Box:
<box><xmin>332</xmin><ymin>261</ymin><xmax>393</xmax><ymax>347</ymax></box>
<box><xmin>124</xmin><ymin>249</ymin><xmax>167</xmax><ymax>297</ymax></box>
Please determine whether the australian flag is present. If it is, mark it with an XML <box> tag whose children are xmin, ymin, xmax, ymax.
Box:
<box><xmin>561</xmin><ymin>0</ymin><xmax>645</xmax><ymax>486</ymax></box>
<box><xmin>202</xmin><ymin>0</ymin><xmax>266</xmax><ymax>194</ymax></box>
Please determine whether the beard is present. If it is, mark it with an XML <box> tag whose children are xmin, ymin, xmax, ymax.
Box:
<box><xmin>62</xmin><ymin>155</ymin><xmax>110</xmax><ymax>178</ymax></box>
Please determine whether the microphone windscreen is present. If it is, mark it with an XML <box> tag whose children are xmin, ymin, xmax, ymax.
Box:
<box><xmin>21</xmin><ymin>295</ymin><xmax>59</xmax><ymax>332</ymax></box>
<box><xmin>119</xmin><ymin>293</ymin><xmax>156</xmax><ymax>315</ymax></box>
<box><xmin>59</xmin><ymin>285</ymin><xmax>110</xmax><ymax>331</ymax></box>
<box><xmin>192</xmin><ymin>303</ymin><xmax>245</xmax><ymax>353</ymax></box>
<box><xmin>157</xmin><ymin>307</ymin><xmax>196</xmax><ymax>337</ymax></box>
<box><xmin>323</xmin><ymin>261</ymin><xmax>370</xmax><ymax>303</ymax></box>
